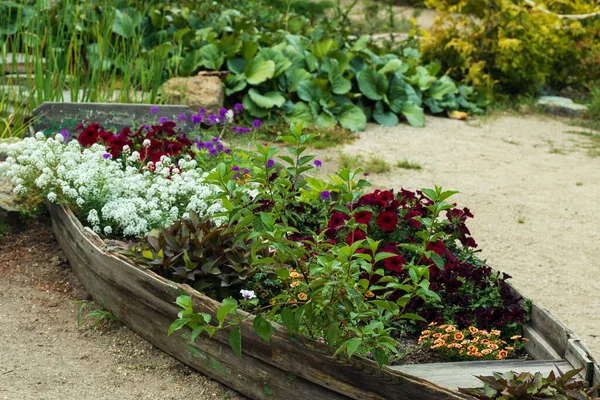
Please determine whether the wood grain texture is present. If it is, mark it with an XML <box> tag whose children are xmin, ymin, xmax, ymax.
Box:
<box><xmin>565</xmin><ymin>338</ymin><xmax>594</xmax><ymax>383</ymax></box>
<box><xmin>48</xmin><ymin>204</ymin><xmax>471</xmax><ymax>400</ymax></box>
<box><xmin>523</xmin><ymin>324</ymin><xmax>561</xmax><ymax>361</ymax></box>
<box><xmin>529</xmin><ymin>303</ymin><xmax>572</xmax><ymax>357</ymax></box>
<box><xmin>390</xmin><ymin>360</ymin><xmax>573</xmax><ymax>391</ymax></box>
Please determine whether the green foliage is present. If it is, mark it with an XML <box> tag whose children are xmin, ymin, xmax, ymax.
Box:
<box><xmin>396</xmin><ymin>159</ymin><xmax>422</xmax><ymax>170</ymax></box>
<box><xmin>76</xmin><ymin>302</ymin><xmax>118</xmax><ymax>329</ymax></box>
<box><xmin>422</xmin><ymin>0</ymin><xmax>600</xmax><ymax>96</ymax></box>
<box><xmin>126</xmin><ymin>211</ymin><xmax>254</xmax><ymax>300</ymax></box>
<box><xmin>458</xmin><ymin>368</ymin><xmax>600</xmax><ymax>399</ymax></box>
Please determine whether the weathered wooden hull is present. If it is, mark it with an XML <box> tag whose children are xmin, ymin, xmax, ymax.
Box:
<box><xmin>48</xmin><ymin>204</ymin><xmax>599</xmax><ymax>399</ymax></box>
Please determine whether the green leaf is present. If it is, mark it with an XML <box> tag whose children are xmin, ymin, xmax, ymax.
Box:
<box><xmin>345</xmin><ymin>337</ymin><xmax>362</xmax><ymax>358</ymax></box>
<box><xmin>325</xmin><ymin>322</ymin><xmax>340</xmax><ymax>346</ymax></box>
<box><xmin>316</xmin><ymin>113</ymin><xmax>336</xmax><ymax>129</ymax></box>
<box><xmin>378</xmin><ymin>59</ymin><xmax>407</xmax><ymax>75</ymax></box>
<box><xmin>285</xmin><ymin>102</ymin><xmax>314</xmax><ymax>125</ymax></box>
<box><xmin>400</xmin><ymin>313</ymin><xmax>427</xmax><ymax>322</ymax></box>
<box><xmin>244</xmin><ymin>59</ymin><xmax>276</xmax><ymax>85</ymax></box>
<box><xmin>168</xmin><ymin>318</ymin><xmax>189</xmax><ymax>335</ymax></box>
<box><xmin>248</xmin><ymin>88</ymin><xmax>286</xmax><ymax>109</ymax></box>
<box><xmin>428</xmin><ymin>76</ymin><xmax>457</xmax><ymax>100</ymax></box>
<box><xmin>200</xmin><ymin>44</ymin><xmax>224</xmax><ymax>71</ymax></box>
<box><xmin>225</xmin><ymin>73</ymin><xmax>247</xmax><ymax>96</ymax></box>
<box><xmin>253</xmin><ymin>314</ymin><xmax>274</xmax><ymax>343</ymax></box>
<box><xmin>281</xmin><ymin>308</ymin><xmax>299</xmax><ymax>336</ymax></box>
<box><xmin>258</xmin><ymin>48</ymin><xmax>292</xmax><ymax>77</ymax></box>
<box><xmin>297</xmin><ymin>80</ymin><xmax>322</xmax><ymax>103</ymax></box>
<box><xmin>372</xmin><ymin>348</ymin><xmax>389</xmax><ymax>369</ymax></box>
<box><xmin>373</xmin><ymin>102</ymin><xmax>399</xmax><ymax>126</ymax></box>
<box><xmin>242</xmin><ymin>93</ymin><xmax>270</xmax><ymax>118</ymax></box>
<box><xmin>401</xmin><ymin>102</ymin><xmax>425</xmax><ymax>127</ymax></box>
<box><xmin>327</xmin><ymin>59</ymin><xmax>351</xmax><ymax>95</ymax></box>
<box><xmin>241</xmin><ymin>41</ymin><xmax>259</xmax><ymax>60</ymax></box>
<box><xmin>338</xmin><ymin>104</ymin><xmax>367</xmax><ymax>132</ymax></box>
<box><xmin>286</xmin><ymin>68</ymin><xmax>311</xmax><ymax>92</ymax></box>
<box><xmin>217</xmin><ymin>297</ymin><xmax>238</xmax><ymax>325</ymax></box>
<box><xmin>229</xmin><ymin>326</ymin><xmax>242</xmax><ymax>357</ymax></box>
<box><xmin>227</xmin><ymin>57</ymin><xmax>248</xmax><ymax>75</ymax></box>
<box><xmin>312</xmin><ymin>39</ymin><xmax>337</xmax><ymax>60</ymax></box>
<box><xmin>112</xmin><ymin>10</ymin><xmax>134</xmax><ymax>39</ymax></box>
<box><xmin>357</xmin><ymin>69</ymin><xmax>388</xmax><ymax>101</ymax></box>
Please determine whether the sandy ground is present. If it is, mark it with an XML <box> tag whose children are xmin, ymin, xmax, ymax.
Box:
<box><xmin>313</xmin><ymin>113</ymin><xmax>600</xmax><ymax>357</ymax></box>
<box><xmin>0</xmin><ymin>113</ymin><xmax>599</xmax><ymax>398</ymax></box>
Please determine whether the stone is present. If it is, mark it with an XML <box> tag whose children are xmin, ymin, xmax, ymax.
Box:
<box><xmin>537</xmin><ymin>96</ymin><xmax>588</xmax><ymax>117</ymax></box>
<box><xmin>0</xmin><ymin>175</ymin><xmax>20</xmax><ymax>228</ymax></box>
<box><xmin>161</xmin><ymin>74</ymin><xmax>225</xmax><ymax>114</ymax></box>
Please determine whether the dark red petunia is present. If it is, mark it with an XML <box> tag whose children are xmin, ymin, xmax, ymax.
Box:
<box><xmin>150</xmin><ymin>151</ymin><xmax>167</xmax><ymax>163</ymax></box>
<box><xmin>98</xmin><ymin>130</ymin><xmax>115</xmax><ymax>143</ymax></box>
<box><xmin>376</xmin><ymin>211</ymin><xmax>398</xmax><ymax>232</ymax></box>
<box><xmin>165</xmin><ymin>141</ymin><xmax>182</xmax><ymax>156</ymax></box>
<box><xmin>354</xmin><ymin>210</ymin><xmax>373</xmax><ymax>225</ymax></box>
<box><xmin>77</xmin><ymin>126</ymin><xmax>99</xmax><ymax>147</ymax></box>
<box><xmin>345</xmin><ymin>229</ymin><xmax>366</xmax><ymax>245</ymax></box>
<box><xmin>328</xmin><ymin>212</ymin><xmax>349</xmax><ymax>229</ymax></box>
<box><xmin>405</xmin><ymin>210</ymin><xmax>422</xmax><ymax>229</ymax></box>
<box><xmin>383</xmin><ymin>255</ymin><xmax>405</xmax><ymax>272</ymax></box>
<box><xmin>376</xmin><ymin>190</ymin><xmax>395</xmax><ymax>203</ymax></box>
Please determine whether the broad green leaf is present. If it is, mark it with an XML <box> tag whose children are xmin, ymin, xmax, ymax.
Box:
<box><xmin>258</xmin><ymin>48</ymin><xmax>292</xmax><ymax>77</ymax></box>
<box><xmin>400</xmin><ymin>313</ymin><xmax>427</xmax><ymax>322</ymax></box>
<box><xmin>297</xmin><ymin>80</ymin><xmax>322</xmax><ymax>103</ymax></box>
<box><xmin>200</xmin><ymin>44</ymin><xmax>224</xmax><ymax>71</ymax></box>
<box><xmin>338</xmin><ymin>104</ymin><xmax>367</xmax><ymax>132</ymax></box>
<box><xmin>350</xmin><ymin>35</ymin><xmax>370</xmax><ymax>52</ymax></box>
<box><xmin>378</xmin><ymin>59</ymin><xmax>407</xmax><ymax>75</ymax></box>
<box><xmin>316</xmin><ymin>113</ymin><xmax>336</xmax><ymax>129</ymax></box>
<box><xmin>227</xmin><ymin>57</ymin><xmax>248</xmax><ymax>75</ymax></box>
<box><xmin>228</xmin><ymin>326</ymin><xmax>242</xmax><ymax>357</ymax></box>
<box><xmin>284</xmin><ymin>102</ymin><xmax>314</xmax><ymax>125</ymax></box>
<box><xmin>241</xmin><ymin>41</ymin><xmax>258</xmax><ymax>60</ymax></box>
<box><xmin>280</xmin><ymin>308</ymin><xmax>298</xmax><ymax>336</ymax></box>
<box><xmin>312</xmin><ymin>38</ymin><xmax>337</xmax><ymax>60</ymax></box>
<box><xmin>248</xmin><ymin>88</ymin><xmax>286</xmax><ymax>109</ymax></box>
<box><xmin>253</xmin><ymin>314</ymin><xmax>274</xmax><ymax>343</ymax></box>
<box><xmin>168</xmin><ymin>318</ymin><xmax>188</xmax><ymax>335</ymax></box>
<box><xmin>112</xmin><ymin>10</ymin><xmax>134</xmax><ymax>39</ymax></box>
<box><xmin>327</xmin><ymin>59</ymin><xmax>351</xmax><ymax>95</ymax></box>
<box><xmin>428</xmin><ymin>76</ymin><xmax>457</xmax><ymax>100</ymax></box>
<box><xmin>224</xmin><ymin>73</ymin><xmax>247</xmax><ymax>96</ymax></box>
<box><xmin>357</xmin><ymin>69</ymin><xmax>388</xmax><ymax>101</ymax></box>
<box><xmin>401</xmin><ymin>102</ymin><xmax>425</xmax><ymax>127</ymax></box>
<box><xmin>242</xmin><ymin>93</ymin><xmax>270</xmax><ymax>118</ymax></box>
<box><xmin>373</xmin><ymin>102</ymin><xmax>399</xmax><ymax>126</ymax></box>
<box><xmin>217</xmin><ymin>297</ymin><xmax>238</xmax><ymax>325</ymax></box>
<box><xmin>286</xmin><ymin>68</ymin><xmax>311</xmax><ymax>92</ymax></box>
<box><xmin>244</xmin><ymin>59</ymin><xmax>276</xmax><ymax>85</ymax></box>
<box><xmin>346</xmin><ymin>337</ymin><xmax>362</xmax><ymax>358</ymax></box>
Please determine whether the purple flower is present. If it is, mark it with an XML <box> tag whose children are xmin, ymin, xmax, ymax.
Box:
<box><xmin>234</xmin><ymin>103</ymin><xmax>244</xmax><ymax>114</ymax></box>
<box><xmin>102</xmin><ymin>153</ymin><xmax>112</xmax><ymax>159</ymax></box>
<box><xmin>266</xmin><ymin>159</ymin><xmax>275</xmax><ymax>168</ymax></box>
<box><xmin>199</xmin><ymin>108</ymin><xmax>207</xmax><ymax>115</ymax></box>
<box><xmin>150</xmin><ymin>106</ymin><xmax>159</xmax><ymax>114</ymax></box>
<box><xmin>209</xmin><ymin>148</ymin><xmax>218</xmax><ymax>156</ymax></box>
<box><xmin>236</xmin><ymin>127</ymin><xmax>251</xmax><ymax>134</ymax></box>
<box><xmin>191</xmin><ymin>115</ymin><xmax>203</xmax><ymax>125</ymax></box>
<box><xmin>212</xmin><ymin>137</ymin><xmax>219</xmax><ymax>142</ymax></box>
<box><xmin>204</xmin><ymin>141</ymin><xmax>214</xmax><ymax>149</ymax></box>
<box><xmin>207</xmin><ymin>114</ymin><xmax>218</xmax><ymax>125</ymax></box>
<box><xmin>252</xmin><ymin>119</ymin><xmax>262</xmax><ymax>130</ymax></box>
<box><xmin>195</xmin><ymin>142</ymin><xmax>204</xmax><ymax>150</ymax></box>
<box><xmin>232</xmin><ymin>166</ymin><xmax>240</xmax><ymax>171</ymax></box>
<box><xmin>217</xmin><ymin>143</ymin><xmax>224</xmax><ymax>151</ymax></box>
<box><xmin>60</xmin><ymin>129</ymin><xmax>69</xmax><ymax>141</ymax></box>
<box><xmin>242</xmin><ymin>168</ymin><xmax>250</xmax><ymax>174</ymax></box>
<box><xmin>177</xmin><ymin>114</ymin><xmax>187</xmax><ymax>120</ymax></box>
<box><xmin>320</xmin><ymin>191</ymin><xmax>331</xmax><ymax>201</ymax></box>
<box><xmin>159</xmin><ymin>116</ymin><xmax>169</xmax><ymax>124</ymax></box>
<box><xmin>313</xmin><ymin>159</ymin><xmax>322</xmax><ymax>168</ymax></box>
<box><xmin>224</xmin><ymin>148</ymin><xmax>231</xmax><ymax>154</ymax></box>
<box><xmin>219</xmin><ymin>108</ymin><xmax>228</xmax><ymax>116</ymax></box>
<box><xmin>367</xmin><ymin>352</ymin><xmax>373</xmax><ymax>359</ymax></box>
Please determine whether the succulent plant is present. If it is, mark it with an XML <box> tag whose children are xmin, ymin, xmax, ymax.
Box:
<box><xmin>458</xmin><ymin>368</ymin><xmax>600</xmax><ymax>400</ymax></box>
<box><xmin>126</xmin><ymin>211</ymin><xmax>254</xmax><ymax>300</ymax></box>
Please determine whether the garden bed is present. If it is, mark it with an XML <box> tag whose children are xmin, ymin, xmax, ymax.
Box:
<box><xmin>47</xmin><ymin>203</ymin><xmax>598</xmax><ymax>398</ymax></box>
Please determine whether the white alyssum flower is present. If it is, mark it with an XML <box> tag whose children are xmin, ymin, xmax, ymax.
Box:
<box><xmin>0</xmin><ymin>134</ymin><xmax>227</xmax><ymax>237</ymax></box>
<box><xmin>225</xmin><ymin>109</ymin><xmax>234</xmax><ymax>123</ymax></box>
<box><xmin>47</xmin><ymin>192</ymin><xmax>57</xmax><ymax>202</ymax></box>
<box><xmin>143</xmin><ymin>139</ymin><xmax>151</xmax><ymax>147</ymax></box>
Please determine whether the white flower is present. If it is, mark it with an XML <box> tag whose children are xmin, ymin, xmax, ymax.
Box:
<box><xmin>47</xmin><ymin>192</ymin><xmax>57</xmax><ymax>202</ymax></box>
<box><xmin>226</xmin><ymin>109</ymin><xmax>234</xmax><ymax>123</ymax></box>
<box><xmin>240</xmin><ymin>290</ymin><xmax>256</xmax><ymax>300</ymax></box>
<box><xmin>122</xmin><ymin>145</ymin><xmax>130</xmax><ymax>153</ymax></box>
<box><xmin>104</xmin><ymin>226</ymin><xmax>112</xmax><ymax>235</ymax></box>
<box><xmin>143</xmin><ymin>139</ymin><xmax>151</xmax><ymax>147</ymax></box>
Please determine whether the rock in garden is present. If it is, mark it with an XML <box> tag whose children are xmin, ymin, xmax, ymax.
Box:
<box><xmin>537</xmin><ymin>96</ymin><xmax>588</xmax><ymax>117</ymax></box>
<box><xmin>0</xmin><ymin>175</ymin><xmax>20</xmax><ymax>227</ymax></box>
<box><xmin>161</xmin><ymin>73</ymin><xmax>225</xmax><ymax>114</ymax></box>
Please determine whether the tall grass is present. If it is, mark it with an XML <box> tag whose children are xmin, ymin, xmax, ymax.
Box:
<box><xmin>0</xmin><ymin>0</ymin><xmax>168</xmax><ymax>138</ymax></box>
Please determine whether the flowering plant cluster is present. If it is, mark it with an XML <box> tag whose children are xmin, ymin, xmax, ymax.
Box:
<box><xmin>418</xmin><ymin>323</ymin><xmax>528</xmax><ymax>362</ymax></box>
<box><xmin>321</xmin><ymin>188</ymin><xmax>527</xmax><ymax>333</ymax></box>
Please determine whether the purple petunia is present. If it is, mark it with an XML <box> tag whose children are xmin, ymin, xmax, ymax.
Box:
<box><xmin>191</xmin><ymin>115</ymin><xmax>203</xmax><ymax>125</ymax></box>
<box><xmin>252</xmin><ymin>119</ymin><xmax>262</xmax><ymax>130</ymax></box>
<box><xmin>102</xmin><ymin>153</ymin><xmax>112</xmax><ymax>159</ymax></box>
<box><xmin>59</xmin><ymin>129</ymin><xmax>69</xmax><ymax>141</ymax></box>
<box><xmin>266</xmin><ymin>159</ymin><xmax>275</xmax><ymax>168</ymax></box>
<box><xmin>219</xmin><ymin>108</ymin><xmax>228</xmax><ymax>116</ymax></box>
<box><xmin>207</xmin><ymin>114</ymin><xmax>218</xmax><ymax>125</ymax></box>
<box><xmin>320</xmin><ymin>191</ymin><xmax>331</xmax><ymax>201</ymax></box>
<box><xmin>224</xmin><ymin>148</ymin><xmax>231</xmax><ymax>154</ymax></box>
<box><xmin>177</xmin><ymin>114</ymin><xmax>187</xmax><ymax>120</ymax></box>
<box><xmin>199</xmin><ymin>108</ymin><xmax>207</xmax><ymax>115</ymax></box>
<box><xmin>209</xmin><ymin>148</ymin><xmax>218</xmax><ymax>156</ymax></box>
<box><xmin>195</xmin><ymin>142</ymin><xmax>204</xmax><ymax>150</ymax></box>
<box><xmin>150</xmin><ymin>106</ymin><xmax>159</xmax><ymax>114</ymax></box>
<box><xmin>232</xmin><ymin>166</ymin><xmax>240</xmax><ymax>171</ymax></box>
<box><xmin>159</xmin><ymin>116</ymin><xmax>169</xmax><ymax>124</ymax></box>
<box><xmin>313</xmin><ymin>159</ymin><xmax>322</xmax><ymax>168</ymax></box>
<box><xmin>242</xmin><ymin>168</ymin><xmax>250</xmax><ymax>174</ymax></box>
<box><xmin>234</xmin><ymin>103</ymin><xmax>244</xmax><ymax>114</ymax></box>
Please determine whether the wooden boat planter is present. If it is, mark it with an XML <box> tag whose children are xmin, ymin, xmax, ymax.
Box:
<box><xmin>48</xmin><ymin>203</ymin><xmax>600</xmax><ymax>399</ymax></box>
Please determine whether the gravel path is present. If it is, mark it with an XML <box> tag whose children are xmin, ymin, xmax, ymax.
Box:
<box><xmin>314</xmin><ymin>113</ymin><xmax>600</xmax><ymax>357</ymax></box>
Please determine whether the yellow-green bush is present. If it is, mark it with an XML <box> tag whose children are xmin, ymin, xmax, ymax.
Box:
<box><xmin>421</xmin><ymin>0</ymin><xmax>600</xmax><ymax>96</ymax></box>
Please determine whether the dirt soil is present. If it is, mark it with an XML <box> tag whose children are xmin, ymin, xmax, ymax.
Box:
<box><xmin>313</xmin><ymin>113</ymin><xmax>600</xmax><ymax>358</ymax></box>
<box><xmin>0</xmin><ymin>217</ymin><xmax>243</xmax><ymax>400</ymax></box>
<box><xmin>1</xmin><ymin>113</ymin><xmax>599</xmax><ymax>398</ymax></box>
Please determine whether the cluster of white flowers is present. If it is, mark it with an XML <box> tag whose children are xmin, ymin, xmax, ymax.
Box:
<box><xmin>0</xmin><ymin>133</ymin><xmax>226</xmax><ymax>237</ymax></box>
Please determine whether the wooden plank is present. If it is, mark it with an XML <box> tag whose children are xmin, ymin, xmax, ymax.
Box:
<box><xmin>529</xmin><ymin>303</ymin><xmax>572</xmax><ymax>357</ymax></box>
<box><xmin>32</xmin><ymin>102</ymin><xmax>196</xmax><ymax>136</ymax></box>
<box><xmin>49</xmin><ymin>204</ymin><xmax>470</xmax><ymax>400</ymax></box>
<box><xmin>390</xmin><ymin>360</ymin><xmax>574</xmax><ymax>391</ymax></box>
<box><xmin>565</xmin><ymin>338</ymin><xmax>594</xmax><ymax>383</ymax></box>
<box><xmin>523</xmin><ymin>324</ymin><xmax>562</xmax><ymax>360</ymax></box>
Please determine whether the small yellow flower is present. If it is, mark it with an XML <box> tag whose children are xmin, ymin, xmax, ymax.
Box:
<box><xmin>474</xmin><ymin>352</ymin><xmax>483</xmax><ymax>358</ymax></box>
<box><xmin>365</xmin><ymin>290</ymin><xmax>375</xmax><ymax>298</ymax></box>
<box><xmin>269</xmin><ymin>298</ymin><xmax>277</xmax><ymax>305</ymax></box>
<box><xmin>491</xmin><ymin>330</ymin><xmax>501</xmax><ymax>336</ymax></box>
<box><xmin>298</xmin><ymin>292</ymin><xmax>308</xmax><ymax>301</ymax></box>
<box><xmin>428</xmin><ymin>322</ymin><xmax>437</xmax><ymax>327</ymax></box>
<box><xmin>461</xmin><ymin>339</ymin><xmax>471</xmax><ymax>345</ymax></box>
<box><xmin>472</xmin><ymin>336</ymin><xmax>480</xmax><ymax>343</ymax></box>
<box><xmin>290</xmin><ymin>280</ymin><xmax>301</xmax><ymax>288</ymax></box>
<box><xmin>421</xmin><ymin>330</ymin><xmax>432</xmax><ymax>336</ymax></box>
<box><xmin>481</xmin><ymin>349</ymin><xmax>492</xmax><ymax>355</ymax></box>
<box><xmin>468</xmin><ymin>345</ymin><xmax>478</xmax><ymax>352</ymax></box>
<box><xmin>454</xmin><ymin>333</ymin><xmax>465</xmax><ymax>341</ymax></box>
<box><xmin>498</xmin><ymin>350</ymin><xmax>508</xmax><ymax>359</ymax></box>
<box><xmin>479</xmin><ymin>330</ymin><xmax>489</xmax><ymax>336</ymax></box>
<box><xmin>445</xmin><ymin>326</ymin><xmax>456</xmax><ymax>333</ymax></box>
<box><xmin>433</xmin><ymin>333</ymin><xmax>442</xmax><ymax>338</ymax></box>
<box><xmin>488</xmin><ymin>343</ymin><xmax>499</xmax><ymax>350</ymax></box>
<box><xmin>244</xmin><ymin>173</ymin><xmax>251</xmax><ymax>179</ymax></box>
<box><xmin>481</xmin><ymin>339</ymin><xmax>490</xmax><ymax>345</ymax></box>
<box><xmin>521</xmin><ymin>337</ymin><xmax>529</xmax><ymax>342</ymax></box>
<box><xmin>289</xmin><ymin>271</ymin><xmax>301</xmax><ymax>278</ymax></box>
<box><xmin>510</xmin><ymin>335</ymin><xmax>522</xmax><ymax>340</ymax></box>
<box><xmin>439</xmin><ymin>324</ymin><xmax>448</xmax><ymax>329</ymax></box>
<box><xmin>469</xmin><ymin>326</ymin><xmax>479</xmax><ymax>334</ymax></box>
<box><xmin>434</xmin><ymin>338</ymin><xmax>446</xmax><ymax>345</ymax></box>
<box><xmin>506</xmin><ymin>346</ymin><xmax>514</xmax><ymax>351</ymax></box>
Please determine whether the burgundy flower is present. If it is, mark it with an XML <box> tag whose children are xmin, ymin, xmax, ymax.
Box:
<box><xmin>77</xmin><ymin>126</ymin><xmax>99</xmax><ymax>147</ymax></box>
<box><xmin>98</xmin><ymin>130</ymin><xmax>115</xmax><ymax>143</ymax></box>
<box><xmin>405</xmin><ymin>210</ymin><xmax>422</xmax><ymax>229</ymax></box>
<box><xmin>376</xmin><ymin>211</ymin><xmax>398</xmax><ymax>232</ymax></box>
<box><xmin>383</xmin><ymin>255</ymin><xmax>405</xmax><ymax>272</ymax></box>
<box><xmin>327</xmin><ymin>212</ymin><xmax>348</xmax><ymax>229</ymax></box>
<box><xmin>345</xmin><ymin>229</ymin><xmax>366</xmax><ymax>245</ymax></box>
<box><xmin>354</xmin><ymin>210</ymin><xmax>373</xmax><ymax>224</ymax></box>
<box><xmin>166</xmin><ymin>141</ymin><xmax>182</xmax><ymax>156</ymax></box>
